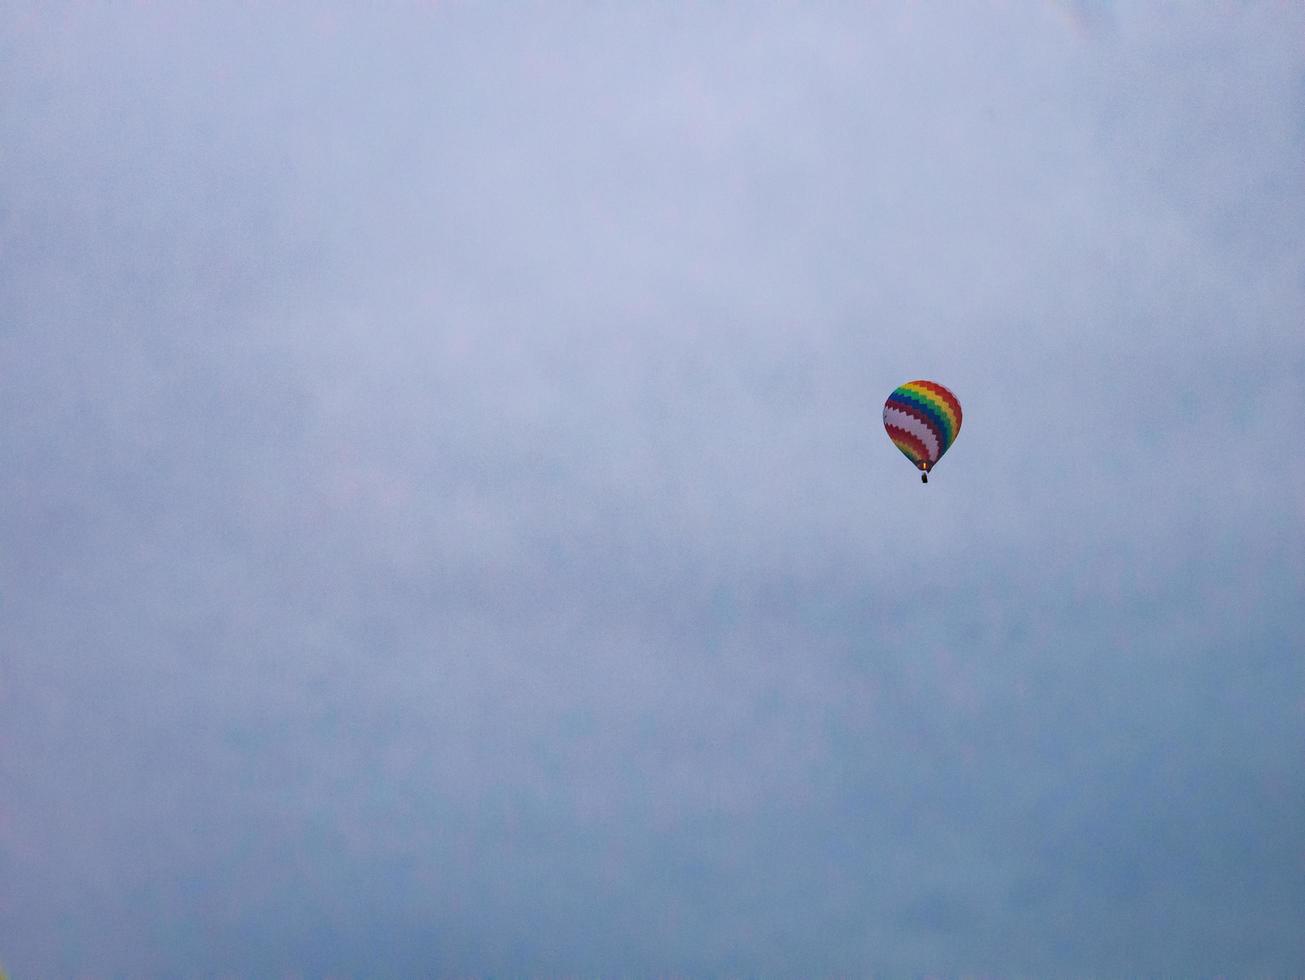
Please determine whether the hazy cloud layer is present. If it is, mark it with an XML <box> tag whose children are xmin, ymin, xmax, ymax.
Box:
<box><xmin>2</xmin><ymin>3</ymin><xmax>1303</xmax><ymax>975</ymax></box>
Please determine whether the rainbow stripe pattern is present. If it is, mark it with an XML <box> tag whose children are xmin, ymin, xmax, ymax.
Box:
<box><xmin>883</xmin><ymin>380</ymin><xmax>962</xmax><ymax>473</ymax></box>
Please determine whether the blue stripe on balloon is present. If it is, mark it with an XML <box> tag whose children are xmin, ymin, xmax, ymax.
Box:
<box><xmin>897</xmin><ymin>394</ymin><xmax>950</xmax><ymax>451</ymax></box>
<box><xmin>889</xmin><ymin>391</ymin><xmax>953</xmax><ymax>453</ymax></box>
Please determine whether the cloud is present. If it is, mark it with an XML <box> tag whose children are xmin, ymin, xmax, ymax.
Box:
<box><xmin>2</xmin><ymin>2</ymin><xmax>1302</xmax><ymax>974</ymax></box>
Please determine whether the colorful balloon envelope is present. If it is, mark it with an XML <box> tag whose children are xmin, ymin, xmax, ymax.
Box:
<box><xmin>883</xmin><ymin>380</ymin><xmax>962</xmax><ymax>483</ymax></box>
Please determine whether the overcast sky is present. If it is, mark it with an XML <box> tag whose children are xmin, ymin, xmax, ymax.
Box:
<box><xmin>2</xmin><ymin>2</ymin><xmax>1303</xmax><ymax>975</ymax></box>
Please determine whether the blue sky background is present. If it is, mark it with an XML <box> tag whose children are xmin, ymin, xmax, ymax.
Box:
<box><xmin>2</xmin><ymin>3</ymin><xmax>1303</xmax><ymax>975</ymax></box>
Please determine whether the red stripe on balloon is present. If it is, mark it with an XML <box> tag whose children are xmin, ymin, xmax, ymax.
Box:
<box><xmin>913</xmin><ymin>380</ymin><xmax>962</xmax><ymax>429</ymax></box>
<box><xmin>886</xmin><ymin>424</ymin><xmax>929</xmax><ymax>466</ymax></box>
<box><xmin>887</xmin><ymin>401</ymin><xmax>945</xmax><ymax>459</ymax></box>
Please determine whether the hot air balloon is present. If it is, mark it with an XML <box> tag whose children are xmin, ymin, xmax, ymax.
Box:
<box><xmin>883</xmin><ymin>380</ymin><xmax>962</xmax><ymax>483</ymax></box>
